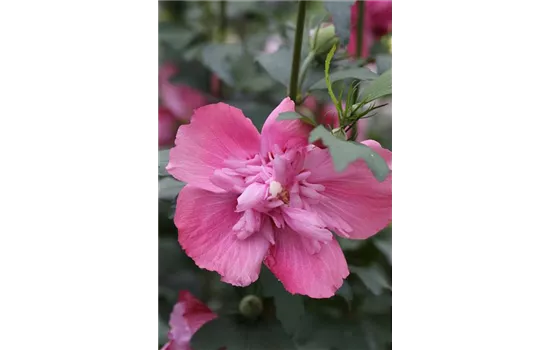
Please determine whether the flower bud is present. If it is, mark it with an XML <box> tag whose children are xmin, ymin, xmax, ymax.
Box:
<box><xmin>381</xmin><ymin>34</ymin><xmax>392</xmax><ymax>54</ymax></box>
<box><xmin>238</xmin><ymin>295</ymin><xmax>263</xmax><ymax>319</ymax></box>
<box><xmin>310</xmin><ymin>24</ymin><xmax>339</xmax><ymax>55</ymax></box>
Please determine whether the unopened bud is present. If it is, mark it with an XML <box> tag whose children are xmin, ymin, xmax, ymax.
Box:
<box><xmin>310</xmin><ymin>24</ymin><xmax>339</xmax><ymax>55</ymax></box>
<box><xmin>239</xmin><ymin>295</ymin><xmax>263</xmax><ymax>319</ymax></box>
<box><xmin>381</xmin><ymin>34</ymin><xmax>392</xmax><ymax>54</ymax></box>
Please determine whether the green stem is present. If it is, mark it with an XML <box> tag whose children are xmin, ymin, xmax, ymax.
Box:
<box><xmin>288</xmin><ymin>1</ymin><xmax>307</xmax><ymax>102</ymax></box>
<box><xmin>350</xmin><ymin>1</ymin><xmax>365</xmax><ymax>118</ymax></box>
<box><xmin>356</xmin><ymin>1</ymin><xmax>365</xmax><ymax>59</ymax></box>
<box><xmin>212</xmin><ymin>1</ymin><xmax>227</xmax><ymax>99</ymax></box>
<box><xmin>219</xmin><ymin>1</ymin><xmax>227</xmax><ymax>41</ymax></box>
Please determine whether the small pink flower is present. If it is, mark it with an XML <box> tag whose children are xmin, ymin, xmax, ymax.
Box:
<box><xmin>167</xmin><ymin>98</ymin><xmax>391</xmax><ymax>298</ymax></box>
<box><xmin>263</xmin><ymin>34</ymin><xmax>284</xmax><ymax>54</ymax></box>
<box><xmin>159</xmin><ymin>107</ymin><xmax>178</xmax><ymax>149</ymax></box>
<box><xmin>320</xmin><ymin>103</ymin><xmax>369</xmax><ymax>142</ymax></box>
<box><xmin>348</xmin><ymin>0</ymin><xmax>392</xmax><ymax>58</ymax></box>
<box><xmin>161</xmin><ymin>291</ymin><xmax>217</xmax><ymax>350</ymax></box>
<box><xmin>159</xmin><ymin>63</ymin><xmax>209</xmax><ymax>122</ymax></box>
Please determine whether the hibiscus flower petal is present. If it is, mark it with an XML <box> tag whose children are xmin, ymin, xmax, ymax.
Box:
<box><xmin>174</xmin><ymin>291</ymin><xmax>216</xmax><ymax>336</ymax></box>
<box><xmin>264</xmin><ymin>227</ymin><xmax>349</xmax><ymax>298</ymax></box>
<box><xmin>159</xmin><ymin>107</ymin><xmax>178</xmax><ymax>149</ymax></box>
<box><xmin>167</xmin><ymin>103</ymin><xmax>261</xmax><ymax>193</ymax></box>
<box><xmin>175</xmin><ymin>186</ymin><xmax>270</xmax><ymax>286</ymax></box>
<box><xmin>260</xmin><ymin>97</ymin><xmax>312</xmax><ymax>157</ymax></box>
<box><xmin>304</xmin><ymin>141</ymin><xmax>392</xmax><ymax>239</ymax></box>
<box><xmin>162</xmin><ymin>290</ymin><xmax>217</xmax><ymax>350</ymax></box>
<box><xmin>159</xmin><ymin>63</ymin><xmax>208</xmax><ymax>122</ymax></box>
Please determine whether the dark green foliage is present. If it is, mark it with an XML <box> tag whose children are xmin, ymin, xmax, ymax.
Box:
<box><xmin>158</xmin><ymin>2</ymin><xmax>392</xmax><ymax>349</ymax></box>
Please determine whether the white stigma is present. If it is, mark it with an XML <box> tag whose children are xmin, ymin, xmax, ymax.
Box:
<box><xmin>269</xmin><ymin>181</ymin><xmax>283</xmax><ymax>197</ymax></box>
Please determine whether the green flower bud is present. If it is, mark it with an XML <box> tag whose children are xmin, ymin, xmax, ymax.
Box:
<box><xmin>310</xmin><ymin>24</ymin><xmax>339</xmax><ymax>55</ymax></box>
<box><xmin>239</xmin><ymin>295</ymin><xmax>263</xmax><ymax>319</ymax></box>
<box><xmin>381</xmin><ymin>34</ymin><xmax>392</xmax><ymax>54</ymax></box>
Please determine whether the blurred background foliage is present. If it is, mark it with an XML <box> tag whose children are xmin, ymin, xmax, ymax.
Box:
<box><xmin>159</xmin><ymin>1</ymin><xmax>392</xmax><ymax>349</ymax></box>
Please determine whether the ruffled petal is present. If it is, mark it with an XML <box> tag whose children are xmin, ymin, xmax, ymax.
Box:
<box><xmin>260</xmin><ymin>97</ymin><xmax>312</xmax><ymax>157</ymax></box>
<box><xmin>167</xmin><ymin>103</ymin><xmax>261</xmax><ymax>193</ymax></box>
<box><xmin>304</xmin><ymin>141</ymin><xmax>392</xmax><ymax>239</ymax></box>
<box><xmin>175</xmin><ymin>186</ymin><xmax>270</xmax><ymax>286</ymax></box>
<box><xmin>264</xmin><ymin>227</ymin><xmax>349</xmax><ymax>298</ymax></box>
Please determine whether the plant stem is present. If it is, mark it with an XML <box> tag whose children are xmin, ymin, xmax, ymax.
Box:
<box><xmin>211</xmin><ymin>1</ymin><xmax>227</xmax><ymax>99</ymax></box>
<box><xmin>219</xmin><ymin>0</ymin><xmax>227</xmax><ymax>41</ymax></box>
<box><xmin>288</xmin><ymin>1</ymin><xmax>307</xmax><ymax>102</ymax></box>
<box><xmin>356</xmin><ymin>0</ymin><xmax>365</xmax><ymax>59</ymax></box>
<box><xmin>349</xmin><ymin>1</ymin><xmax>365</xmax><ymax>124</ymax></box>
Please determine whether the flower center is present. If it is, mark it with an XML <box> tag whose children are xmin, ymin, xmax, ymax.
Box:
<box><xmin>210</xmin><ymin>148</ymin><xmax>330</xmax><ymax>248</ymax></box>
<box><xmin>269</xmin><ymin>181</ymin><xmax>290</xmax><ymax>204</ymax></box>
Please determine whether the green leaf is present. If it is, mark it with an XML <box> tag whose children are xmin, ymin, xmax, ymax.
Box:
<box><xmin>231</xmin><ymin>51</ymin><xmax>275</xmax><ymax>93</ymax></box>
<box><xmin>295</xmin><ymin>314</ymin><xmax>368</xmax><ymax>350</ymax></box>
<box><xmin>277</xmin><ymin>111</ymin><xmax>316</xmax><ymax>126</ymax></box>
<box><xmin>375</xmin><ymin>54</ymin><xmax>392</xmax><ymax>75</ymax></box>
<box><xmin>151</xmin><ymin>312</ymin><xmax>170</xmax><ymax>345</ymax></box>
<box><xmin>151</xmin><ymin>152</ymin><xmax>160</xmax><ymax>183</ymax></box>
<box><xmin>308</xmin><ymin>126</ymin><xmax>390</xmax><ymax>181</ymax></box>
<box><xmin>158</xmin><ymin>177</ymin><xmax>185</xmax><ymax>201</ymax></box>
<box><xmin>225</xmin><ymin>100</ymin><xmax>275</xmax><ymax>130</ymax></box>
<box><xmin>337</xmin><ymin>236</ymin><xmax>365</xmax><ymax>251</ymax></box>
<box><xmin>359</xmin><ymin>291</ymin><xmax>392</xmax><ymax>315</ymax></box>
<box><xmin>257</xmin><ymin>47</ymin><xmax>292</xmax><ymax>87</ymax></box>
<box><xmin>158</xmin><ymin>238</ymin><xmax>201</xmax><ymax>297</ymax></box>
<box><xmin>159</xmin><ymin>150</ymin><xmax>170</xmax><ymax>176</ymax></box>
<box><xmin>301</xmin><ymin>63</ymin><xmax>326</xmax><ymax>93</ymax></box>
<box><xmin>362</xmin><ymin>314</ymin><xmax>392</xmax><ymax>350</ymax></box>
<box><xmin>323</xmin><ymin>1</ymin><xmax>354</xmax><ymax>46</ymax></box>
<box><xmin>277</xmin><ymin>111</ymin><xmax>303</xmax><ymax>121</ymax></box>
<box><xmin>158</xmin><ymin>23</ymin><xmax>197</xmax><ymax>50</ymax></box>
<box><xmin>336</xmin><ymin>280</ymin><xmax>353</xmax><ymax>305</ymax></box>
<box><xmin>310</xmin><ymin>67</ymin><xmax>378</xmax><ymax>90</ymax></box>
<box><xmin>191</xmin><ymin>315</ymin><xmax>297</xmax><ymax>350</ymax></box>
<box><xmin>360</xmin><ymin>68</ymin><xmax>392</xmax><ymax>103</ymax></box>
<box><xmin>260</xmin><ymin>267</ymin><xmax>305</xmax><ymax>337</ymax></box>
<box><xmin>226</xmin><ymin>1</ymin><xmax>265</xmax><ymax>19</ymax></box>
<box><xmin>373</xmin><ymin>230</ymin><xmax>392</xmax><ymax>265</ymax></box>
<box><xmin>168</xmin><ymin>59</ymin><xmax>211</xmax><ymax>93</ymax></box>
<box><xmin>350</xmin><ymin>265</ymin><xmax>391</xmax><ymax>296</ymax></box>
<box><xmin>201</xmin><ymin>43</ymin><xmax>243</xmax><ymax>86</ymax></box>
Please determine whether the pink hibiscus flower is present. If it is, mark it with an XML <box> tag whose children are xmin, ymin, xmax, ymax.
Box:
<box><xmin>161</xmin><ymin>291</ymin><xmax>217</xmax><ymax>350</ymax></box>
<box><xmin>167</xmin><ymin>97</ymin><xmax>392</xmax><ymax>298</ymax></box>
<box><xmin>159</xmin><ymin>63</ymin><xmax>209</xmax><ymax>122</ymax></box>
<box><xmin>159</xmin><ymin>107</ymin><xmax>178</xmax><ymax>149</ymax></box>
<box><xmin>348</xmin><ymin>0</ymin><xmax>392</xmax><ymax>58</ymax></box>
